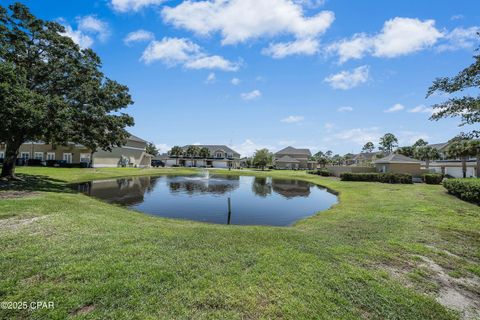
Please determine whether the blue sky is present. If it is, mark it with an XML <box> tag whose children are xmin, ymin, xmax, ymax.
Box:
<box><xmin>8</xmin><ymin>0</ymin><xmax>480</xmax><ymax>156</ymax></box>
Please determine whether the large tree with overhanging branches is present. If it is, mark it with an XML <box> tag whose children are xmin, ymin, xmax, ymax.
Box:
<box><xmin>0</xmin><ymin>3</ymin><xmax>134</xmax><ymax>179</ymax></box>
<box><xmin>427</xmin><ymin>34</ymin><xmax>480</xmax><ymax>138</ymax></box>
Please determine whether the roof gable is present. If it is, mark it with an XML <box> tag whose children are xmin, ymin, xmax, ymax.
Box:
<box><xmin>275</xmin><ymin>146</ymin><xmax>311</xmax><ymax>156</ymax></box>
<box><xmin>375</xmin><ymin>153</ymin><xmax>421</xmax><ymax>164</ymax></box>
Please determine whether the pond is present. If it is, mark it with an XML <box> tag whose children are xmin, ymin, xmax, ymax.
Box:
<box><xmin>74</xmin><ymin>173</ymin><xmax>338</xmax><ymax>226</ymax></box>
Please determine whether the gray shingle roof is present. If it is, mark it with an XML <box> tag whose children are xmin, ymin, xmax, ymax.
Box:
<box><xmin>275</xmin><ymin>146</ymin><xmax>311</xmax><ymax>156</ymax></box>
<box><xmin>375</xmin><ymin>153</ymin><xmax>421</xmax><ymax>164</ymax></box>
<box><xmin>128</xmin><ymin>134</ymin><xmax>148</xmax><ymax>144</ymax></box>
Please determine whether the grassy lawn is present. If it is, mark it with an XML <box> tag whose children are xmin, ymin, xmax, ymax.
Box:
<box><xmin>0</xmin><ymin>167</ymin><xmax>479</xmax><ymax>319</ymax></box>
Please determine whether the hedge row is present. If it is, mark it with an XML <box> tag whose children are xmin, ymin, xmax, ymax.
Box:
<box><xmin>422</xmin><ymin>173</ymin><xmax>444</xmax><ymax>185</ymax></box>
<box><xmin>340</xmin><ymin>172</ymin><xmax>413</xmax><ymax>184</ymax></box>
<box><xmin>443</xmin><ymin>178</ymin><xmax>480</xmax><ymax>205</ymax></box>
<box><xmin>307</xmin><ymin>169</ymin><xmax>332</xmax><ymax>177</ymax></box>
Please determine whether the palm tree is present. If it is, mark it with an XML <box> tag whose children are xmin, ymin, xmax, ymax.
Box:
<box><xmin>414</xmin><ymin>146</ymin><xmax>440</xmax><ymax>170</ymax></box>
<box><xmin>169</xmin><ymin>146</ymin><xmax>183</xmax><ymax>166</ymax></box>
<box><xmin>199</xmin><ymin>147</ymin><xmax>211</xmax><ymax>167</ymax></box>
<box><xmin>446</xmin><ymin>140</ymin><xmax>471</xmax><ymax>178</ymax></box>
<box><xmin>185</xmin><ymin>145</ymin><xmax>200</xmax><ymax>167</ymax></box>
<box><xmin>466</xmin><ymin>140</ymin><xmax>480</xmax><ymax>178</ymax></box>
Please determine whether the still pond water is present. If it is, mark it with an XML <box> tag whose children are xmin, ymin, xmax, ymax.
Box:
<box><xmin>75</xmin><ymin>173</ymin><xmax>337</xmax><ymax>226</ymax></box>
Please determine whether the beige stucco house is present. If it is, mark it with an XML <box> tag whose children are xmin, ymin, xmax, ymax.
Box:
<box><xmin>375</xmin><ymin>153</ymin><xmax>423</xmax><ymax>176</ymax></box>
<box><xmin>274</xmin><ymin>146</ymin><xmax>316</xmax><ymax>170</ymax></box>
<box><xmin>0</xmin><ymin>134</ymin><xmax>152</xmax><ymax>168</ymax></box>
<box><xmin>164</xmin><ymin>145</ymin><xmax>241</xmax><ymax>169</ymax></box>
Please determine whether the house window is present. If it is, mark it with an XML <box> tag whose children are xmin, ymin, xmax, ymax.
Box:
<box><xmin>34</xmin><ymin>152</ymin><xmax>44</xmax><ymax>161</ymax></box>
<box><xmin>0</xmin><ymin>151</ymin><xmax>4</xmax><ymax>159</ymax></box>
<box><xmin>227</xmin><ymin>153</ymin><xmax>233</xmax><ymax>158</ymax></box>
<box><xmin>20</xmin><ymin>152</ymin><xmax>30</xmax><ymax>160</ymax></box>
<box><xmin>215</xmin><ymin>152</ymin><xmax>224</xmax><ymax>158</ymax></box>
<box><xmin>63</xmin><ymin>153</ymin><xmax>72</xmax><ymax>163</ymax></box>
<box><xmin>46</xmin><ymin>153</ymin><xmax>55</xmax><ymax>161</ymax></box>
<box><xmin>80</xmin><ymin>153</ymin><xmax>91</xmax><ymax>163</ymax></box>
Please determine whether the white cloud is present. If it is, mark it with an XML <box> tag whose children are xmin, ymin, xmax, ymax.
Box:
<box><xmin>141</xmin><ymin>37</ymin><xmax>239</xmax><ymax>71</ymax></box>
<box><xmin>124</xmin><ymin>29</ymin><xmax>155</xmax><ymax>45</ymax></box>
<box><xmin>262</xmin><ymin>38</ymin><xmax>320</xmax><ymax>58</ymax></box>
<box><xmin>205</xmin><ymin>72</ymin><xmax>216</xmax><ymax>84</ymax></box>
<box><xmin>324</xmin><ymin>65</ymin><xmax>369</xmax><ymax>90</ymax></box>
<box><xmin>111</xmin><ymin>0</ymin><xmax>165</xmax><ymax>12</ymax></box>
<box><xmin>327</xmin><ymin>17</ymin><xmax>443</xmax><ymax>63</ymax></box>
<box><xmin>231</xmin><ymin>139</ymin><xmax>275</xmax><ymax>157</ymax></box>
<box><xmin>231</xmin><ymin>78</ymin><xmax>241</xmax><ymax>85</ymax></box>
<box><xmin>241</xmin><ymin>90</ymin><xmax>262</xmax><ymax>101</ymax></box>
<box><xmin>436</xmin><ymin>26</ymin><xmax>480</xmax><ymax>52</ymax></box>
<box><xmin>451</xmin><ymin>14</ymin><xmax>464</xmax><ymax>21</ymax></box>
<box><xmin>60</xmin><ymin>16</ymin><xmax>110</xmax><ymax>48</ymax></box>
<box><xmin>162</xmin><ymin>0</ymin><xmax>334</xmax><ymax>45</ymax></box>
<box><xmin>384</xmin><ymin>103</ymin><xmax>405</xmax><ymax>113</ymax></box>
<box><xmin>156</xmin><ymin>143</ymin><xmax>171</xmax><ymax>154</ymax></box>
<box><xmin>184</xmin><ymin>55</ymin><xmax>240</xmax><ymax>71</ymax></box>
<box><xmin>337</xmin><ymin>106</ymin><xmax>353</xmax><ymax>112</ymax></box>
<box><xmin>141</xmin><ymin>37</ymin><xmax>200</xmax><ymax>65</ymax></box>
<box><xmin>77</xmin><ymin>15</ymin><xmax>110</xmax><ymax>42</ymax></box>
<box><xmin>293</xmin><ymin>0</ymin><xmax>325</xmax><ymax>8</ymax></box>
<box><xmin>408</xmin><ymin>104</ymin><xmax>434</xmax><ymax>114</ymax></box>
<box><xmin>281</xmin><ymin>115</ymin><xmax>304</xmax><ymax>123</ymax></box>
<box><xmin>61</xmin><ymin>25</ymin><xmax>94</xmax><ymax>49</ymax></box>
<box><xmin>334</xmin><ymin>127</ymin><xmax>382</xmax><ymax>146</ymax></box>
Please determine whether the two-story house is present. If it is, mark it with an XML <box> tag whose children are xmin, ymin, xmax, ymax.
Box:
<box><xmin>164</xmin><ymin>145</ymin><xmax>241</xmax><ymax>168</ymax></box>
<box><xmin>0</xmin><ymin>134</ymin><xmax>152</xmax><ymax>168</ymax></box>
<box><xmin>274</xmin><ymin>146</ymin><xmax>315</xmax><ymax>170</ymax></box>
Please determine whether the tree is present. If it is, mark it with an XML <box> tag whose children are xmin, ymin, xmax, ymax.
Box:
<box><xmin>446</xmin><ymin>140</ymin><xmax>471</xmax><ymax>178</ymax></box>
<box><xmin>379</xmin><ymin>133</ymin><xmax>398</xmax><ymax>154</ymax></box>
<box><xmin>412</xmin><ymin>139</ymin><xmax>428</xmax><ymax>148</ymax></box>
<box><xmin>199</xmin><ymin>147</ymin><xmax>210</xmax><ymax>167</ymax></box>
<box><xmin>414</xmin><ymin>146</ymin><xmax>440</xmax><ymax>169</ymax></box>
<box><xmin>396</xmin><ymin>146</ymin><xmax>414</xmax><ymax>158</ymax></box>
<box><xmin>169</xmin><ymin>146</ymin><xmax>183</xmax><ymax>166</ymax></box>
<box><xmin>146</xmin><ymin>142</ymin><xmax>159</xmax><ymax>156</ymax></box>
<box><xmin>185</xmin><ymin>145</ymin><xmax>200</xmax><ymax>167</ymax></box>
<box><xmin>0</xmin><ymin>3</ymin><xmax>133</xmax><ymax>179</ymax></box>
<box><xmin>362</xmin><ymin>142</ymin><xmax>375</xmax><ymax>153</ymax></box>
<box><xmin>252</xmin><ymin>148</ymin><xmax>273</xmax><ymax>170</ymax></box>
<box><xmin>427</xmin><ymin>35</ymin><xmax>480</xmax><ymax>138</ymax></box>
<box><xmin>466</xmin><ymin>140</ymin><xmax>480</xmax><ymax>178</ymax></box>
<box><xmin>331</xmin><ymin>154</ymin><xmax>343</xmax><ymax>166</ymax></box>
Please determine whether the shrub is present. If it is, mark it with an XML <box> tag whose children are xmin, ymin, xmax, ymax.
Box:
<box><xmin>340</xmin><ymin>173</ymin><xmax>379</xmax><ymax>182</ymax></box>
<box><xmin>378</xmin><ymin>173</ymin><xmax>413</xmax><ymax>184</ymax></box>
<box><xmin>308</xmin><ymin>169</ymin><xmax>332</xmax><ymax>176</ymax></box>
<box><xmin>423</xmin><ymin>173</ymin><xmax>443</xmax><ymax>184</ymax></box>
<box><xmin>443</xmin><ymin>178</ymin><xmax>480</xmax><ymax>205</ymax></box>
<box><xmin>340</xmin><ymin>172</ymin><xmax>412</xmax><ymax>184</ymax></box>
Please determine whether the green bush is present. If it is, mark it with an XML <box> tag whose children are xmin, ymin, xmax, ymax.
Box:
<box><xmin>307</xmin><ymin>169</ymin><xmax>332</xmax><ymax>177</ymax></box>
<box><xmin>423</xmin><ymin>173</ymin><xmax>443</xmax><ymax>184</ymax></box>
<box><xmin>340</xmin><ymin>173</ymin><xmax>379</xmax><ymax>181</ymax></box>
<box><xmin>340</xmin><ymin>172</ymin><xmax>412</xmax><ymax>184</ymax></box>
<box><xmin>443</xmin><ymin>178</ymin><xmax>480</xmax><ymax>205</ymax></box>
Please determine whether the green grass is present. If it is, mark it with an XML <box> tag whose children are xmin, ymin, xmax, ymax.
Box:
<box><xmin>1</xmin><ymin>167</ymin><xmax>479</xmax><ymax>319</ymax></box>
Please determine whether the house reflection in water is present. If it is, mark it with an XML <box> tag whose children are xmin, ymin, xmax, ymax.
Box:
<box><xmin>251</xmin><ymin>177</ymin><xmax>312</xmax><ymax>198</ymax></box>
<box><xmin>166</xmin><ymin>175</ymin><xmax>240</xmax><ymax>196</ymax></box>
<box><xmin>77</xmin><ymin>176</ymin><xmax>156</xmax><ymax>206</ymax></box>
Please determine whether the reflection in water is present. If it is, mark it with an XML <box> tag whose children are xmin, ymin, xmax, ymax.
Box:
<box><xmin>167</xmin><ymin>175</ymin><xmax>240</xmax><ymax>195</ymax></box>
<box><xmin>74</xmin><ymin>174</ymin><xmax>337</xmax><ymax>226</ymax></box>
